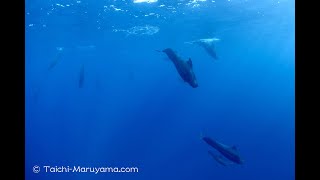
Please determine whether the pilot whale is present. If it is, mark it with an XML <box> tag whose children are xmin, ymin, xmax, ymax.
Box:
<box><xmin>203</xmin><ymin>136</ymin><xmax>244</xmax><ymax>165</ymax></box>
<box><xmin>157</xmin><ymin>48</ymin><xmax>198</xmax><ymax>88</ymax></box>
<box><xmin>48</xmin><ymin>47</ymin><xmax>64</xmax><ymax>71</ymax></box>
<box><xmin>185</xmin><ymin>38</ymin><xmax>220</xmax><ymax>60</ymax></box>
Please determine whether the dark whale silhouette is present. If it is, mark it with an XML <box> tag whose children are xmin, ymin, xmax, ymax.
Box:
<box><xmin>203</xmin><ymin>136</ymin><xmax>244</xmax><ymax>165</ymax></box>
<box><xmin>158</xmin><ymin>48</ymin><xmax>198</xmax><ymax>88</ymax></box>
<box><xmin>48</xmin><ymin>47</ymin><xmax>64</xmax><ymax>71</ymax></box>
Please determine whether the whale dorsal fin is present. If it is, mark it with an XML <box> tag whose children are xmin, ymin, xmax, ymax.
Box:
<box><xmin>187</xmin><ymin>58</ymin><xmax>193</xmax><ymax>67</ymax></box>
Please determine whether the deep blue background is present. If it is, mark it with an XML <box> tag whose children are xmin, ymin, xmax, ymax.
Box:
<box><xmin>26</xmin><ymin>0</ymin><xmax>295</xmax><ymax>179</ymax></box>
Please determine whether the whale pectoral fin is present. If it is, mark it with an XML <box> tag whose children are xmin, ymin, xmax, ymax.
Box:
<box><xmin>187</xmin><ymin>58</ymin><xmax>193</xmax><ymax>68</ymax></box>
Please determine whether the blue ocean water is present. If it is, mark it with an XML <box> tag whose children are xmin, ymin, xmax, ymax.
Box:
<box><xmin>25</xmin><ymin>0</ymin><xmax>295</xmax><ymax>180</ymax></box>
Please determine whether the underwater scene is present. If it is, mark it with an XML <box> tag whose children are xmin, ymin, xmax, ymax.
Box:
<box><xmin>25</xmin><ymin>0</ymin><xmax>295</xmax><ymax>179</ymax></box>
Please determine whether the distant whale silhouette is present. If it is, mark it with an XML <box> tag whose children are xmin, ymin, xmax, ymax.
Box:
<box><xmin>203</xmin><ymin>136</ymin><xmax>244</xmax><ymax>165</ymax></box>
<box><xmin>48</xmin><ymin>47</ymin><xmax>64</xmax><ymax>71</ymax></box>
<box><xmin>185</xmin><ymin>38</ymin><xmax>220</xmax><ymax>60</ymax></box>
<box><xmin>157</xmin><ymin>48</ymin><xmax>198</xmax><ymax>88</ymax></box>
